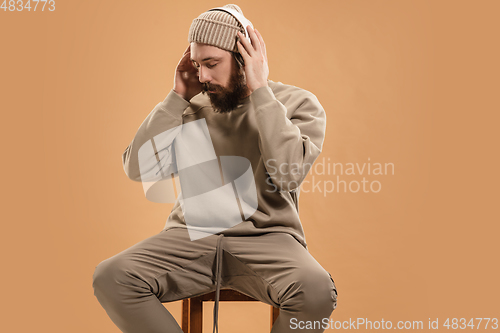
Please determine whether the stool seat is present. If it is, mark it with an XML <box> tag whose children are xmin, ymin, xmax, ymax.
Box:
<box><xmin>181</xmin><ymin>289</ymin><xmax>280</xmax><ymax>333</ymax></box>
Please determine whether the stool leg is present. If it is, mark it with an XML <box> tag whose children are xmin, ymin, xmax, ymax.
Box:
<box><xmin>270</xmin><ymin>306</ymin><xmax>280</xmax><ymax>329</ymax></box>
<box><xmin>182</xmin><ymin>299</ymin><xmax>189</xmax><ymax>333</ymax></box>
<box><xmin>190</xmin><ymin>298</ymin><xmax>203</xmax><ymax>333</ymax></box>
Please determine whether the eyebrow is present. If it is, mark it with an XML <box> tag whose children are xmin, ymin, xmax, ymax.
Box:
<box><xmin>191</xmin><ymin>56</ymin><xmax>223</xmax><ymax>63</ymax></box>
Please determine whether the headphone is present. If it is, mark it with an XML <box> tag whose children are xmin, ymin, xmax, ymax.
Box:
<box><xmin>207</xmin><ymin>6</ymin><xmax>254</xmax><ymax>43</ymax></box>
<box><xmin>207</xmin><ymin>6</ymin><xmax>253</xmax><ymax>67</ymax></box>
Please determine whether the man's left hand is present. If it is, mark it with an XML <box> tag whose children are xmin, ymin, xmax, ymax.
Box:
<box><xmin>237</xmin><ymin>26</ymin><xmax>269</xmax><ymax>93</ymax></box>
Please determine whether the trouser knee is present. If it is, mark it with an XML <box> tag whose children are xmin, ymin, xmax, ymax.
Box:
<box><xmin>281</xmin><ymin>270</ymin><xmax>338</xmax><ymax>316</ymax></box>
<box><xmin>92</xmin><ymin>256</ymin><xmax>148</xmax><ymax>298</ymax></box>
<box><xmin>92</xmin><ymin>258</ymin><xmax>117</xmax><ymax>296</ymax></box>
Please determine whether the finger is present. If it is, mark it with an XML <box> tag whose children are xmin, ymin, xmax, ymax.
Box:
<box><xmin>178</xmin><ymin>47</ymin><xmax>191</xmax><ymax>68</ymax></box>
<box><xmin>178</xmin><ymin>53</ymin><xmax>197</xmax><ymax>72</ymax></box>
<box><xmin>254</xmin><ymin>29</ymin><xmax>265</xmax><ymax>59</ymax></box>
<box><xmin>247</xmin><ymin>25</ymin><xmax>261</xmax><ymax>53</ymax></box>
<box><xmin>255</xmin><ymin>29</ymin><xmax>267</xmax><ymax>60</ymax></box>
<box><xmin>236</xmin><ymin>39</ymin><xmax>249</xmax><ymax>61</ymax></box>
<box><xmin>179</xmin><ymin>51</ymin><xmax>191</xmax><ymax>66</ymax></box>
<box><xmin>237</xmin><ymin>30</ymin><xmax>254</xmax><ymax>56</ymax></box>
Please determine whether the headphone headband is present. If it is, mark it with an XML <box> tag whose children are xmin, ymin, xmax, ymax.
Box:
<box><xmin>207</xmin><ymin>7</ymin><xmax>253</xmax><ymax>43</ymax></box>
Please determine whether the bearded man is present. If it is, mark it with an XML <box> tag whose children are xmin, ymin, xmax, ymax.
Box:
<box><xmin>93</xmin><ymin>4</ymin><xmax>338</xmax><ymax>333</ymax></box>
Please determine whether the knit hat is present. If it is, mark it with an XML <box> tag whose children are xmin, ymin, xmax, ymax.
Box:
<box><xmin>188</xmin><ymin>4</ymin><xmax>248</xmax><ymax>53</ymax></box>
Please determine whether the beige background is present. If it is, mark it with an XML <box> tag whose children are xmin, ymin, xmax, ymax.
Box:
<box><xmin>1</xmin><ymin>0</ymin><xmax>499</xmax><ymax>332</ymax></box>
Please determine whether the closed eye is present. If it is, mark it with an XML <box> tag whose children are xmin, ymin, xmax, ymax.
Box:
<box><xmin>191</xmin><ymin>61</ymin><xmax>217</xmax><ymax>69</ymax></box>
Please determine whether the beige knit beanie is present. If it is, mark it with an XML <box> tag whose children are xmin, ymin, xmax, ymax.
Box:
<box><xmin>188</xmin><ymin>4</ymin><xmax>247</xmax><ymax>53</ymax></box>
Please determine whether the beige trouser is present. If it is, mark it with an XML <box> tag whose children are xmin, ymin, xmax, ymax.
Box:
<box><xmin>92</xmin><ymin>227</ymin><xmax>338</xmax><ymax>333</ymax></box>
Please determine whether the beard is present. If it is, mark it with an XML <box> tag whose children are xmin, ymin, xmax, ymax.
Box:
<box><xmin>201</xmin><ymin>63</ymin><xmax>249</xmax><ymax>113</ymax></box>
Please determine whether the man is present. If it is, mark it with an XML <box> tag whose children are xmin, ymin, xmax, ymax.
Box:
<box><xmin>93</xmin><ymin>4</ymin><xmax>337</xmax><ymax>333</ymax></box>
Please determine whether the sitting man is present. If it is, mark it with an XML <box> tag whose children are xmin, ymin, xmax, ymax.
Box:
<box><xmin>92</xmin><ymin>4</ymin><xmax>338</xmax><ymax>333</ymax></box>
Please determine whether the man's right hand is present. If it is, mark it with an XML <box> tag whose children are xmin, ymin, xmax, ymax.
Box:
<box><xmin>173</xmin><ymin>45</ymin><xmax>202</xmax><ymax>102</ymax></box>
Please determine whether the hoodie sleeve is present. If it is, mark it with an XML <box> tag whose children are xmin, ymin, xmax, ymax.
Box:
<box><xmin>122</xmin><ymin>89</ymin><xmax>190</xmax><ymax>182</ymax></box>
<box><xmin>249</xmin><ymin>84</ymin><xmax>326</xmax><ymax>192</ymax></box>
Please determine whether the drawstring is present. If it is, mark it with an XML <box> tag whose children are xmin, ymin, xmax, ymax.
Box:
<box><xmin>213</xmin><ymin>234</ymin><xmax>224</xmax><ymax>333</ymax></box>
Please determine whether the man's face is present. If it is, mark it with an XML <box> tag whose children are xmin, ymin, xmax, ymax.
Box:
<box><xmin>190</xmin><ymin>42</ymin><xmax>249</xmax><ymax>113</ymax></box>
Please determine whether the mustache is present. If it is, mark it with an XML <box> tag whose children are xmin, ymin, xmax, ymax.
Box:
<box><xmin>202</xmin><ymin>83</ymin><xmax>222</xmax><ymax>92</ymax></box>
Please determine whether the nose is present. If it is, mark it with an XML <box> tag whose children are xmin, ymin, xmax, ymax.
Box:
<box><xmin>198</xmin><ymin>66</ymin><xmax>211</xmax><ymax>84</ymax></box>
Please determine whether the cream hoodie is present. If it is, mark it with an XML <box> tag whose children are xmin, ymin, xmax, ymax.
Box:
<box><xmin>122</xmin><ymin>79</ymin><xmax>326</xmax><ymax>250</ymax></box>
